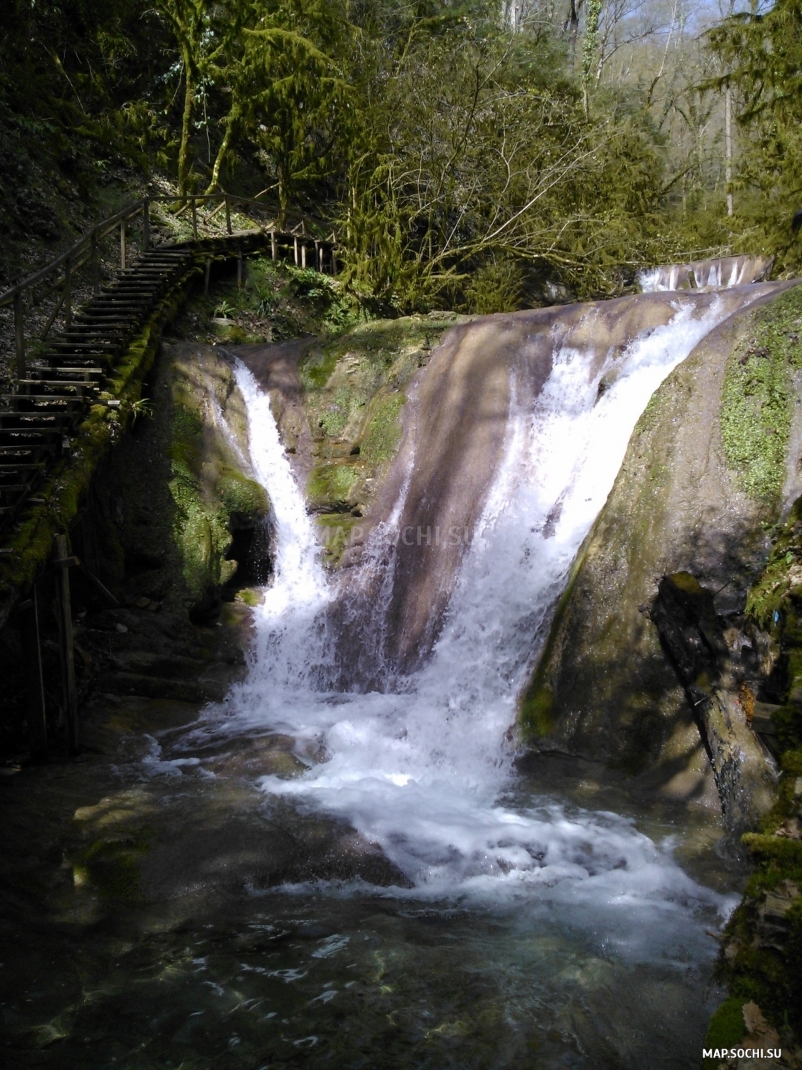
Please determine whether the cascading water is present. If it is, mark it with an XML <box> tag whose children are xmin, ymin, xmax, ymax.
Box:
<box><xmin>639</xmin><ymin>253</ymin><xmax>771</xmax><ymax>292</ymax></box>
<box><xmin>187</xmin><ymin>298</ymin><xmax>741</xmax><ymax>936</ymax></box>
<box><xmin>10</xmin><ymin>293</ymin><xmax>777</xmax><ymax>1070</ymax></box>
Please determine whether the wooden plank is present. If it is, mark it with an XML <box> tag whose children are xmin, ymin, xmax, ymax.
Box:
<box><xmin>19</xmin><ymin>586</ymin><xmax>48</xmax><ymax>759</ymax></box>
<box><xmin>14</xmin><ymin>291</ymin><xmax>25</xmax><ymax>380</ymax></box>
<box><xmin>54</xmin><ymin>534</ymin><xmax>79</xmax><ymax>753</ymax></box>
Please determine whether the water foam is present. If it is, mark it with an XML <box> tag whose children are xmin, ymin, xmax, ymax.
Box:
<box><xmin>166</xmin><ymin>300</ymin><xmax>746</xmax><ymax>950</ymax></box>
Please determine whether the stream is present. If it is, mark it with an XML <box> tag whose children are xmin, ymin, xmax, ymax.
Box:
<box><xmin>1</xmin><ymin>294</ymin><xmax>760</xmax><ymax>1069</ymax></box>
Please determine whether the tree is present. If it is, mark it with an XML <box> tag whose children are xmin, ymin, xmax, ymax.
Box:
<box><xmin>707</xmin><ymin>0</ymin><xmax>802</xmax><ymax>267</ymax></box>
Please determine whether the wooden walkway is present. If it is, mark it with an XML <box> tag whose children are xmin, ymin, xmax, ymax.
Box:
<box><xmin>0</xmin><ymin>196</ymin><xmax>337</xmax><ymax>539</ymax></box>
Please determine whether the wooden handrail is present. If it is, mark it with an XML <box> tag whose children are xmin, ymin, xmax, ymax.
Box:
<box><xmin>0</xmin><ymin>193</ymin><xmax>339</xmax><ymax>382</ymax></box>
<box><xmin>0</xmin><ymin>194</ymin><xmax>334</xmax><ymax>309</ymax></box>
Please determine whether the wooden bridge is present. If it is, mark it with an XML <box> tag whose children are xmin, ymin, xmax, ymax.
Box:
<box><xmin>0</xmin><ymin>194</ymin><xmax>338</xmax><ymax>537</ymax></box>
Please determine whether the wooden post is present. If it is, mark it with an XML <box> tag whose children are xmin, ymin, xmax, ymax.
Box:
<box><xmin>13</xmin><ymin>290</ymin><xmax>25</xmax><ymax>380</ymax></box>
<box><xmin>315</xmin><ymin>240</ymin><xmax>321</xmax><ymax>272</ymax></box>
<box><xmin>225</xmin><ymin>197</ymin><xmax>232</xmax><ymax>235</ymax></box>
<box><xmin>294</xmin><ymin>235</ymin><xmax>299</xmax><ymax>266</ymax></box>
<box><xmin>191</xmin><ymin>197</ymin><xmax>198</xmax><ymax>240</ymax></box>
<box><xmin>54</xmin><ymin>535</ymin><xmax>79</xmax><ymax>754</ymax></box>
<box><xmin>143</xmin><ymin>199</ymin><xmax>151</xmax><ymax>253</ymax></box>
<box><xmin>271</xmin><ymin>230</ymin><xmax>277</xmax><ymax>260</ymax></box>
<box><xmin>331</xmin><ymin>247</ymin><xmax>337</xmax><ymax>275</ymax></box>
<box><xmin>301</xmin><ymin>242</ymin><xmax>307</xmax><ymax>269</ymax></box>
<box><xmin>91</xmin><ymin>231</ymin><xmax>100</xmax><ymax>295</ymax></box>
<box><xmin>204</xmin><ymin>256</ymin><xmax>211</xmax><ymax>295</ymax></box>
<box><xmin>237</xmin><ymin>247</ymin><xmax>243</xmax><ymax>288</ymax></box>
<box><xmin>725</xmin><ymin>81</ymin><xmax>734</xmax><ymax>217</ymax></box>
<box><xmin>64</xmin><ymin>257</ymin><xmax>72</xmax><ymax>328</ymax></box>
<box><xmin>120</xmin><ymin>219</ymin><xmax>126</xmax><ymax>270</ymax></box>
<box><xmin>19</xmin><ymin>587</ymin><xmax>47</xmax><ymax>759</ymax></box>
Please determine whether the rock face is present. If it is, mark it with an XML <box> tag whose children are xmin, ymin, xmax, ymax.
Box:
<box><xmin>73</xmin><ymin>343</ymin><xmax>268</xmax><ymax>706</ymax></box>
<box><xmin>650</xmin><ymin>572</ymin><xmax>776</xmax><ymax>835</ymax></box>
<box><xmin>521</xmin><ymin>283</ymin><xmax>801</xmax><ymax>820</ymax></box>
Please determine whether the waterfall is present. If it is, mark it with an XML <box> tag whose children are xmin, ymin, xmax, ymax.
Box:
<box><xmin>181</xmin><ymin>294</ymin><xmax>754</xmax><ymax>939</ymax></box>
<box><xmin>639</xmin><ymin>254</ymin><xmax>772</xmax><ymax>292</ymax></box>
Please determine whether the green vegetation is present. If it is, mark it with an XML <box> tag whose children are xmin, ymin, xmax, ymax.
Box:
<box><xmin>720</xmin><ymin>285</ymin><xmax>802</xmax><ymax>507</ymax></box>
<box><xmin>711</xmin><ymin>494</ymin><xmax>802</xmax><ymax>1049</ymax></box>
<box><xmin>175</xmin><ymin>256</ymin><xmax>360</xmax><ymax>349</ymax></box>
<box><xmin>6</xmin><ymin>0</ymin><xmax>802</xmax><ymax>321</ymax></box>
<box><xmin>707</xmin><ymin>0</ymin><xmax>802</xmax><ymax>277</ymax></box>
<box><xmin>167</xmin><ymin>350</ymin><xmax>268</xmax><ymax>611</ymax></box>
<box><xmin>295</xmin><ymin>312</ymin><xmax>463</xmax><ymax>561</ymax></box>
<box><xmin>703</xmin><ymin>997</ymin><xmax>749</xmax><ymax>1063</ymax></box>
<box><xmin>360</xmin><ymin>394</ymin><xmax>406</xmax><ymax>466</ymax></box>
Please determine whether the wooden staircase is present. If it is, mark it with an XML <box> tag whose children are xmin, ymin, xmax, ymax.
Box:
<box><xmin>0</xmin><ymin>194</ymin><xmax>338</xmax><ymax>547</ymax></box>
<box><xmin>0</xmin><ymin>247</ymin><xmax>194</xmax><ymax>531</ymax></box>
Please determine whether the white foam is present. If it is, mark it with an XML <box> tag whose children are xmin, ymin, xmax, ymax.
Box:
<box><xmin>176</xmin><ymin>301</ymin><xmax>746</xmax><ymax>955</ymax></box>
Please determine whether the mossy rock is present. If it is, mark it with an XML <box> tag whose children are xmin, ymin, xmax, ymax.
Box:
<box><xmin>360</xmin><ymin>392</ymin><xmax>406</xmax><ymax>466</ymax></box>
<box><xmin>73</xmin><ymin>832</ymin><xmax>150</xmax><ymax>900</ymax></box>
<box><xmin>218</xmin><ymin>465</ymin><xmax>269</xmax><ymax>521</ymax></box>
<box><xmin>721</xmin><ymin>283</ymin><xmax>802</xmax><ymax>507</ymax></box>
<box><xmin>703</xmin><ymin>998</ymin><xmax>746</xmax><ymax>1067</ymax></box>
<box><xmin>308</xmin><ymin>462</ymin><xmax>361</xmax><ymax>512</ymax></box>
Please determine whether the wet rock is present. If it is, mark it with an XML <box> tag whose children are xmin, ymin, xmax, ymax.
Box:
<box><xmin>521</xmin><ymin>282</ymin><xmax>798</xmax><ymax>800</ymax></box>
<box><xmin>649</xmin><ymin>571</ymin><xmax>776</xmax><ymax>835</ymax></box>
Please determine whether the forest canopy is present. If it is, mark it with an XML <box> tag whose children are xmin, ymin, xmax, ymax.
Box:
<box><xmin>0</xmin><ymin>0</ymin><xmax>800</xmax><ymax>311</ymax></box>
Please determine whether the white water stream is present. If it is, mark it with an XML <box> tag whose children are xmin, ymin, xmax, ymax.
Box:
<box><xmin>639</xmin><ymin>254</ymin><xmax>769</xmax><ymax>292</ymax></box>
<box><xmin>170</xmin><ymin>298</ymin><xmax>753</xmax><ymax>965</ymax></box>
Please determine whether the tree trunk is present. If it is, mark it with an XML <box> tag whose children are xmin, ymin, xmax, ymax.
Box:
<box><xmin>206</xmin><ymin>103</ymin><xmax>238</xmax><ymax>194</ymax></box>
<box><xmin>178</xmin><ymin>50</ymin><xmax>196</xmax><ymax>200</ymax></box>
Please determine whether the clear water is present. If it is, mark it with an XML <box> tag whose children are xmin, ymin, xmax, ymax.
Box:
<box><xmin>2</xmin><ymin>299</ymin><xmax>752</xmax><ymax>1068</ymax></box>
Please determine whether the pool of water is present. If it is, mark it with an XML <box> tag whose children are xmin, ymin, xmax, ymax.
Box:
<box><xmin>0</xmin><ymin>722</ymin><xmax>742</xmax><ymax>1070</ymax></box>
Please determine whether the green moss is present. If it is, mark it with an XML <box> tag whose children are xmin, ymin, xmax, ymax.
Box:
<box><xmin>720</xmin><ymin>284</ymin><xmax>802</xmax><ymax>507</ymax></box>
<box><xmin>217</xmin><ymin>466</ymin><xmax>268</xmax><ymax>518</ymax></box>
<box><xmin>634</xmin><ymin>389</ymin><xmax>664</xmax><ymax>434</ymax></box>
<box><xmin>74</xmin><ymin>831</ymin><xmax>150</xmax><ymax>900</ymax></box>
<box><xmin>319</xmin><ymin>385</ymin><xmax>369</xmax><ymax>438</ymax></box>
<box><xmin>236</xmin><ymin>588</ymin><xmax>261</xmax><ymax>607</ymax></box>
<box><xmin>519</xmin><ymin>684</ymin><xmax>556</xmax><ymax>737</ymax></box>
<box><xmin>703</xmin><ymin>998</ymin><xmax>746</xmax><ymax>1065</ymax></box>
<box><xmin>308</xmin><ymin>463</ymin><xmax>360</xmax><ymax>509</ymax></box>
<box><xmin>316</xmin><ymin>513</ymin><xmax>363</xmax><ymax>566</ymax></box>
<box><xmin>361</xmin><ymin>393</ymin><xmax>406</xmax><ymax>466</ymax></box>
<box><xmin>742</xmin><ymin>833</ymin><xmax>802</xmax><ymax>868</ymax></box>
<box><xmin>746</xmin><ymin>498</ymin><xmax>802</xmax><ymax>626</ymax></box>
<box><xmin>518</xmin><ymin>545</ymin><xmax>587</xmax><ymax>742</ymax></box>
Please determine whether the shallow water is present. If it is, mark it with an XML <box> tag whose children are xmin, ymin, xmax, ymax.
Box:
<box><xmin>0</xmin><ymin>298</ymin><xmax>757</xmax><ymax>1067</ymax></box>
<box><xmin>1</xmin><ymin>740</ymin><xmax>739</xmax><ymax>1070</ymax></box>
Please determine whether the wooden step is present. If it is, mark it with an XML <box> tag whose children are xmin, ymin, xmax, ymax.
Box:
<box><xmin>0</xmin><ymin>429</ymin><xmax>62</xmax><ymax>441</ymax></box>
<box><xmin>3</xmin><ymin>395</ymin><xmax>83</xmax><ymax>407</ymax></box>
<box><xmin>0</xmin><ymin>442</ymin><xmax>38</xmax><ymax>455</ymax></box>
<box><xmin>49</xmin><ymin>342</ymin><xmax>120</xmax><ymax>351</ymax></box>
<box><xmin>49</xmin><ymin>371</ymin><xmax>105</xmax><ymax>381</ymax></box>
<box><xmin>17</xmin><ymin>381</ymin><xmax>98</xmax><ymax>393</ymax></box>
<box><xmin>0</xmin><ymin>408</ymin><xmax>68</xmax><ymax>419</ymax></box>
<box><xmin>15</xmin><ymin>381</ymin><xmax>92</xmax><ymax>393</ymax></box>
<box><xmin>76</xmin><ymin>316</ymin><xmax>142</xmax><ymax>324</ymax></box>
<box><xmin>47</xmin><ymin>361</ymin><xmax>113</xmax><ymax>372</ymax></box>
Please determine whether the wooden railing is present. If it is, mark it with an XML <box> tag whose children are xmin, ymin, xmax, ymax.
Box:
<box><xmin>0</xmin><ymin>193</ymin><xmax>338</xmax><ymax>382</ymax></box>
